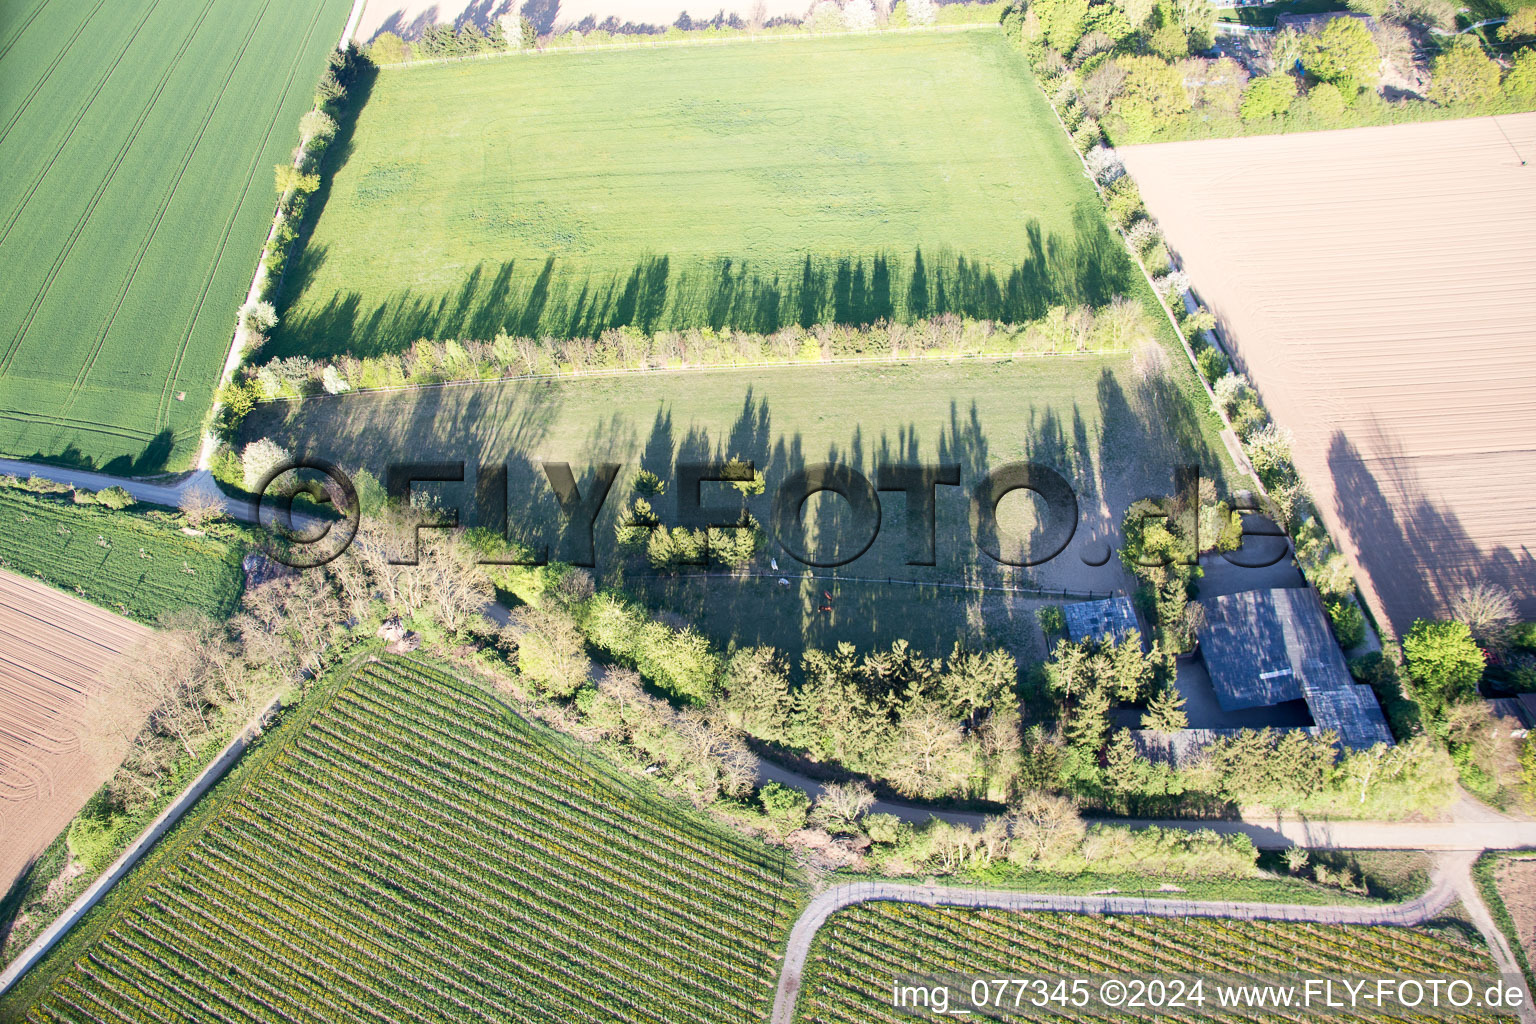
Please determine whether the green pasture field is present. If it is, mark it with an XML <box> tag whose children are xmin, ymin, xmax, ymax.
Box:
<box><xmin>243</xmin><ymin>356</ymin><xmax>1239</xmax><ymax>662</ymax></box>
<box><xmin>0</xmin><ymin>486</ymin><xmax>244</xmax><ymax>621</ymax></box>
<box><xmin>0</xmin><ymin>655</ymin><xmax>806</xmax><ymax>1024</ymax></box>
<box><xmin>0</xmin><ymin>0</ymin><xmax>353</xmax><ymax>473</ymax></box>
<box><xmin>273</xmin><ymin>29</ymin><xmax>1138</xmax><ymax>358</ymax></box>
<box><xmin>793</xmin><ymin>903</ymin><xmax>1503</xmax><ymax>1024</ymax></box>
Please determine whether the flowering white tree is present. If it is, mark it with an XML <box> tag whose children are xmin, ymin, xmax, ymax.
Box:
<box><xmin>241</xmin><ymin>300</ymin><xmax>278</xmax><ymax>333</ymax></box>
<box><xmin>844</xmin><ymin>0</ymin><xmax>877</xmax><ymax>30</ymax></box>
<box><xmin>321</xmin><ymin>366</ymin><xmax>351</xmax><ymax>395</ymax></box>
<box><xmin>1084</xmin><ymin>145</ymin><xmax>1124</xmax><ymax>186</ymax></box>
<box><xmin>1244</xmin><ymin>422</ymin><xmax>1294</xmax><ymax>480</ymax></box>
<box><xmin>907</xmin><ymin>0</ymin><xmax>938</xmax><ymax>24</ymax></box>
<box><xmin>242</xmin><ymin>437</ymin><xmax>292</xmax><ymax>492</ymax></box>
<box><xmin>1213</xmin><ymin>371</ymin><xmax>1253</xmax><ymax>416</ymax></box>
<box><xmin>808</xmin><ymin>0</ymin><xmax>845</xmax><ymax>30</ymax></box>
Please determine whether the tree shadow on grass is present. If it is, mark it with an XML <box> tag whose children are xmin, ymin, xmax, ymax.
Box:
<box><xmin>270</xmin><ymin>204</ymin><xmax>1139</xmax><ymax>359</ymax></box>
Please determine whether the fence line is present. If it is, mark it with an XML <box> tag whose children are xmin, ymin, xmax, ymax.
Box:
<box><xmin>634</xmin><ymin>569</ymin><xmax>1114</xmax><ymax>601</ymax></box>
<box><xmin>252</xmin><ymin>345</ymin><xmax>1129</xmax><ymax>406</ymax></box>
<box><xmin>373</xmin><ymin>21</ymin><xmax>998</xmax><ymax>71</ymax></box>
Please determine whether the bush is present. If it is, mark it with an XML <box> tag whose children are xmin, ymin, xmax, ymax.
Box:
<box><xmin>1326</xmin><ymin>597</ymin><xmax>1366</xmax><ymax>650</ymax></box>
<box><xmin>241</xmin><ymin>437</ymin><xmax>293</xmax><ymax>492</ymax></box>
<box><xmin>1196</xmin><ymin>346</ymin><xmax>1228</xmax><ymax>382</ymax></box>
<box><xmin>1037</xmin><ymin>604</ymin><xmax>1067</xmax><ymax>635</ymax></box>
<box><xmin>1307</xmin><ymin>81</ymin><xmax>1348</xmax><ymax>122</ymax></box>
<box><xmin>1403</xmin><ymin>618</ymin><xmax>1485</xmax><ymax>721</ymax></box>
<box><xmin>1300</xmin><ymin>17</ymin><xmax>1380</xmax><ymax>93</ymax></box>
<box><xmin>241</xmin><ymin>300</ymin><xmax>278</xmax><ymax>333</ymax></box>
<box><xmin>1429</xmin><ymin>36</ymin><xmax>1502</xmax><ymax>107</ymax></box>
<box><xmin>95</xmin><ymin>486</ymin><xmax>136</xmax><ymax>510</ymax></box>
<box><xmin>1240</xmin><ymin>73</ymin><xmax>1297</xmax><ymax>121</ymax></box>
<box><xmin>367</xmin><ymin>31</ymin><xmax>409</xmax><ymax>64</ymax></box>
<box><xmin>1503</xmin><ymin>48</ymin><xmax>1536</xmax><ymax>104</ymax></box>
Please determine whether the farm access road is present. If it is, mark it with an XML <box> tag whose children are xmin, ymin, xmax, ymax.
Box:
<box><xmin>769</xmin><ymin>851</ymin><xmax>1536</xmax><ymax>1024</ymax></box>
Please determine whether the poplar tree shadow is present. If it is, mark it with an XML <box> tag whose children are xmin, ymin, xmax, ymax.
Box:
<box><xmin>1325</xmin><ymin>428</ymin><xmax>1536</xmax><ymax>636</ymax></box>
<box><xmin>271</xmin><ymin>205</ymin><xmax>1138</xmax><ymax>360</ymax></box>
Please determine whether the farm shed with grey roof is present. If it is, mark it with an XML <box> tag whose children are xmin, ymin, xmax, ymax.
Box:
<box><xmin>1197</xmin><ymin>588</ymin><xmax>1393</xmax><ymax>750</ymax></box>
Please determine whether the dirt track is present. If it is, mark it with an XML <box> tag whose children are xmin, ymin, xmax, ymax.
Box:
<box><xmin>1121</xmin><ymin>115</ymin><xmax>1536</xmax><ymax>635</ymax></box>
<box><xmin>0</xmin><ymin>572</ymin><xmax>148</xmax><ymax>894</ymax></box>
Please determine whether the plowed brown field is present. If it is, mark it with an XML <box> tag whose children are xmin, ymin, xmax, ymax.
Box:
<box><xmin>0</xmin><ymin>572</ymin><xmax>148</xmax><ymax>893</ymax></box>
<box><xmin>1121</xmin><ymin>114</ymin><xmax>1536</xmax><ymax>635</ymax></box>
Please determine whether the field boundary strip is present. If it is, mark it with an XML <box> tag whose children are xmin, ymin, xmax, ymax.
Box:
<box><xmin>252</xmin><ymin>348</ymin><xmax>1130</xmax><ymax>406</ymax></box>
<box><xmin>0</xmin><ymin>0</ymin><xmax>107</xmax><ymax>148</ymax></box>
<box><xmin>191</xmin><ymin>0</ymin><xmax>367</xmax><ymax>467</ymax></box>
<box><xmin>0</xmin><ymin>0</ymin><xmax>220</xmax><ymax>380</ymax></box>
<box><xmin>1032</xmin><ymin>55</ymin><xmax>1263</xmax><ymax>492</ymax></box>
<box><xmin>66</xmin><ymin>0</ymin><xmax>281</xmax><ymax>407</ymax></box>
<box><xmin>149</xmin><ymin>0</ymin><xmax>333</xmax><ymax>431</ymax></box>
<box><xmin>0</xmin><ymin>0</ymin><xmax>165</xmax><ymax>252</ymax></box>
<box><xmin>374</xmin><ymin>21</ymin><xmax>998</xmax><ymax>71</ymax></box>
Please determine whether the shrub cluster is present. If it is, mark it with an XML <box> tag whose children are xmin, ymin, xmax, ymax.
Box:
<box><xmin>1006</xmin><ymin>0</ymin><xmax>1536</xmax><ymax>146</ymax></box>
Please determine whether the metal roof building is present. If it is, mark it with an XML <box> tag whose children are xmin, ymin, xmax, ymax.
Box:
<box><xmin>1197</xmin><ymin>588</ymin><xmax>1393</xmax><ymax>750</ymax></box>
<box><xmin>1064</xmin><ymin>595</ymin><xmax>1142</xmax><ymax>646</ymax></box>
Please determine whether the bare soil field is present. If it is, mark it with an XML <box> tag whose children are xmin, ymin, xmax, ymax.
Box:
<box><xmin>0</xmin><ymin>572</ymin><xmax>148</xmax><ymax>894</ymax></box>
<box><xmin>1121</xmin><ymin>114</ymin><xmax>1536</xmax><ymax>635</ymax></box>
<box><xmin>1494</xmin><ymin>857</ymin><xmax>1536</xmax><ymax>971</ymax></box>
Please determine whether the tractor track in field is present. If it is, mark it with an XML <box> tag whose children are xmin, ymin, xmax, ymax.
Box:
<box><xmin>0</xmin><ymin>0</ymin><xmax>106</xmax><ymax>150</ymax></box>
<box><xmin>0</xmin><ymin>0</ymin><xmax>166</xmax><ymax>252</ymax></box>
<box><xmin>0</xmin><ymin>0</ymin><xmax>51</xmax><ymax>65</ymax></box>
<box><xmin>66</xmin><ymin>0</ymin><xmax>278</xmax><ymax>407</ymax></box>
<box><xmin>0</xmin><ymin>0</ymin><xmax>219</xmax><ymax>381</ymax></box>
<box><xmin>154</xmin><ymin>0</ymin><xmax>332</xmax><ymax>432</ymax></box>
<box><xmin>0</xmin><ymin>411</ymin><xmax>170</xmax><ymax>445</ymax></box>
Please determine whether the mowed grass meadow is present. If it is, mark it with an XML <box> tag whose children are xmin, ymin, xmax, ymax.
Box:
<box><xmin>275</xmin><ymin>30</ymin><xmax>1140</xmax><ymax>358</ymax></box>
<box><xmin>0</xmin><ymin>0</ymin><xmax>353</xmax><ymax>472</ymax></box>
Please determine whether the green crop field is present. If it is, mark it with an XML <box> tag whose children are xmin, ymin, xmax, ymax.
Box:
<box><xmin>0</xmin><ymin>0</ymin><xmax>353</xmax><ymax>473</ymax></box>
<box><xmin>794</xmin><ymin>903</ymin><xmax>1506</xmax><ymax>1023</ymax></box>
<box><xmin>273</xmin><ymin>29</ymin><xmax>1138</xmax><ymax>359</ymax></box>
<box><xmin>0</xmin><ymin>656</ymin><xmax>805</xmax><ymax>1024</ymax></box>
<box><xmin>0</xmin><ymin>486</ymin><xmax>244</xmax><ymax>621</ymax></box>
<box><xmin>243</xmin><ymin>356</ymin><xmax>1236</xmax><ymax>660</ymax></box>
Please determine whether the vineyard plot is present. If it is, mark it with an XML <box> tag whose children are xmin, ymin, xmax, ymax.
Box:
<box><xmin>0</xmin><ymin>0</ymin><xmax>354</xmax><ymax>471</ymax></box>
<box><xmin>11</xmin><ymin>657</ymin><xmax>804</xmax><ymax>1024</ymax></box>
<box><xmin>796</xmin><ymin>903</ymin><xmax>1508</xmax><ymax>1023</ymax></box>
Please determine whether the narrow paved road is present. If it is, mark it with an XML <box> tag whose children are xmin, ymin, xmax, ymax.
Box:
<box><xmin>0</xmin><ymin>459</ymin><xmax>219</xmax><ymax>516</ymax></box>
<box><xmin>771</xmin><ymin>852</ymin><xmax>1536</xmax><ymax>1024</ymax></box>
